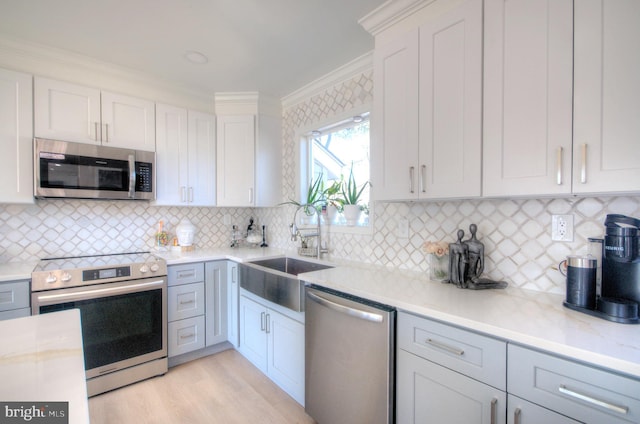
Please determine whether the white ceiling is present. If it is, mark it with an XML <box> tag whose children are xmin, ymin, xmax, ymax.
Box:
<box><xmin>0</xmin><ymin>0</ymin><xmax>386</xmax><ymax>98</ymax></box>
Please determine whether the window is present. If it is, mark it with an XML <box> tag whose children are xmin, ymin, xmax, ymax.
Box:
<box><xmin>303</xmin><ymin>112</ymin><xmax>370</xmax><ymax>228</ymax></box>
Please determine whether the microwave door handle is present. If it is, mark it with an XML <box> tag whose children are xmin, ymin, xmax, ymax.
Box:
<box><xmin>128</xmin><ymin>154</ymin><xmax>136</xmax><ymax>198</ymax></box>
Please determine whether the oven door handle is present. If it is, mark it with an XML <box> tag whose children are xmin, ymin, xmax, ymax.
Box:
<box><xmin>35</xmin><ymin>279</ymin><xmax>165</xmax><ymax>304</ymax></box>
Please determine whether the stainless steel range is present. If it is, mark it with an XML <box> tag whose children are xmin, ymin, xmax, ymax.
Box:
<box><xmin>31</xmin><ymin>252</ymin><xmax>168</xmax><ymax>396</ymax></box>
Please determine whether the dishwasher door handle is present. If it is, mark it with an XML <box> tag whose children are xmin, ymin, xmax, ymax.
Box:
<box><xmin>307</xmin><ymin>291</ymin><xmax>384</xmax><ymax>323</ymax></box>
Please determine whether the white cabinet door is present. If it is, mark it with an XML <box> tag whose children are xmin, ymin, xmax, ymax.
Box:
<box><xmin>100</xmin><ymin>91</ymin><xmax>155</xmax><ymax>151</ymax></box>
<box><xmin>216</xmin><ymin>114</ymin><xmax>255</xmax><ymax>206</ymax></box>
<box><xmin>205</xmin><ymin>261</ymin><xmax>227</xmax><ymax>346</ymax></box>
<box><xmin>227</xmin><ymin>262</ymin><xmax>239</xmax><ymax>348</ymax></box>
<box><xmin>372</xmin><ymin>29</ymin><xmax>420</xmax><ymax>201</ymax></box>
<box><xmin>155</xmin><ymin>103</ymin><xmax>188</xmax><ymax>205</ymax></box>
<box><xmin>397</xmin><ymin>349</ymin><xmax>506</xmax><ymax>424</ymax></box>
<box><xmin>419</xmin><ymin>0</ymin><xmax>482</xmax><ymax>199</ymax></box>
<box><xmin>188</xmin><ymin>111</ymin><xmax>216</xmax><ymax>206</ymax></box>
<box><xmin>238</xmin><ymin>295</ymin><xmax>268</xmax><ymax>372</ymax></box>
<box><xmin>34</xmin><ymin>77</ymin><xmax>101</xmax><ymax>143</ymax></box>
<box><xmin>573</xmin><ymin>0</ymin><xmax>640</xmax><ymax>194</ymax></box>
<box><xmin>483</xmin><ymin>0</ymin><xmax>573</xmax><ymax>196</ymax></box>
<box><xmin>267</xmin><ymin>308</ymin><xmax>305</xmax><ymax>405</ymax></box>
<box><xmin>0</xmin><ymin>68</ymin><xmax>33</xmax><ymax>204</ymax></box>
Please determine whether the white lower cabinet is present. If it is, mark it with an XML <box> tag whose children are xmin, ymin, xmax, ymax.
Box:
<box><xmin>397</xmin><ymin>349</ymin><xmax>506</xmax><ymax>423</ymax></box>
<box><xmin>168</xmin><ymin>261</ymin><xmax>231</xmax><ymax>357</ymax></box>
<box><xmin>508</xmin><ymin>344</ymin><xmax>640</xmax><ymax>424</ymax></box>
<box><xmin>167</xmin><ymin>281</ymin><xmax>205</xmax><ymax>357</ymax></box>
<box><xmin>204</xmin><ymin>261</ymin><xmax>227</xmax><ymax>346</ymax></box>
<box><xmin>238</xmin><ymin>291</ymin><xmax>305</xmax><ymax>405</ymax></box>
<box><xmin>396</xmin><ymin>311</ymin><xmax>507</xmax><ymax>424</ymax></box>
<box><xmin>0</xmin><ymin>279</ymin><xmax>30</xmax><ymax>320</ymax></box>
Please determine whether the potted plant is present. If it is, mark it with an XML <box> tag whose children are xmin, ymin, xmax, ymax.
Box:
<box><xmin>339</xmin><ymin>163</ymin><xmax>370</xmax><ymax>226</ymax></box>
<box><xmin>281</xmin><ymin>173</ymin><xmax>324</xmax><ymax>223</ymax></box>
<box><xmin>321</xmin><ymin>178</ymin><xmax>343</xmax><ymax>223</ymax></box>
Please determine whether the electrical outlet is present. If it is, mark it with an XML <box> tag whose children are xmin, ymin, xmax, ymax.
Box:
<box><xmin>552</xmin><ymin>214</ymin><xmax>574</xmax><ymax>241</ymax></box>
<box><xmin>397</xmin><ymin>218</ymin><xmax>409</xmax><ymax>239</ymax></box>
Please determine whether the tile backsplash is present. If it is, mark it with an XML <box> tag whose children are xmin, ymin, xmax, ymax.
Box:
<box><xmin>1</xmin><ymin>69</ymin><xmax>639</xmax><ymax>295</ymax></box>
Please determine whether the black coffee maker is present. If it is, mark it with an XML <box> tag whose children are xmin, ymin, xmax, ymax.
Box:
<box><xmin>600</xmin><ymin>214</ymin><xmax>640</xmax><ymax>322</ymax></box>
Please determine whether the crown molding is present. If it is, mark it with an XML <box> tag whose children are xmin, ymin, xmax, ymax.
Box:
<box><xmin>0</xmin><ymin>34</ymin><xmax>215</xmax><ymax>111</ymax></box>
<box><xmin>281</xmin><ymin>51</ymin><xmax>373</xmax><ymax>110</ymax></box>
<box><xmin>358</xmin><ymin>0</ymin><xmax>436</xmax><ymax>36</ymax></box>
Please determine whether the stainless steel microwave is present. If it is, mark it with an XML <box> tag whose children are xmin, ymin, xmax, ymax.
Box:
<box><xmin>34</xmin><ymin>138</ymin><xmax>155</xmax><ymax>200</ymax></box>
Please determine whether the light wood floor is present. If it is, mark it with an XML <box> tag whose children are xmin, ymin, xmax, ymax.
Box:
<box><xmin>89</xmin><ymin>349</ymin><xmax>316</xmax><ymax>424</ymax></box>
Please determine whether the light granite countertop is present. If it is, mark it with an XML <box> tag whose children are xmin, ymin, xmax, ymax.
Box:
<box><xmin>0</xmin><ymin>309</ymin><xmax>89</xmax><ymax>423</ymax></box>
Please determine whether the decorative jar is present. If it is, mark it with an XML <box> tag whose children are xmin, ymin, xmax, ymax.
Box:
<box><xmin>429</xmin><ymin>253</ymin><xmax>449</xmax><ymax>282</ymax></box>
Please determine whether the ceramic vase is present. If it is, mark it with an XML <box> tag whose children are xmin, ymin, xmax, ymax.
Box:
<box><xmin>342</xmin><ymin>205</ymin><xmax>362</xmax><ymax>226</ymax></box>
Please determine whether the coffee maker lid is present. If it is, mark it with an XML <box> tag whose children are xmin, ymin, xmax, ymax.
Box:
<box><xmin>605</xmin><ymin>214</ymin><xmax>640</xmax><ymax>236</ymax></box>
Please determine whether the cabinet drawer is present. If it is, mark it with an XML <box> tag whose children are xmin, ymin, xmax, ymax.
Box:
<box><xmin>168</xmin><ymin>262</ymin><xmax>204</xmax><ymax>286</ymax></box>
<box><xmin>168</xmin><ymin>282</ymin><xmax>205</xmax><ymax>321</ymax></box>
<box><xmin>0</xmin><ymin>280</ymin><xmax>30</xmax><ymax>312</ymax></box>
<box><xmin>508</xmin><ymin>344</ymin><xmax>640</xmax><ymax>424</ymax></box>
<box><xmin>168</xmin><ymin>315</ymin><xmax>205</xmax><ymax>357</ymax></box>
<box><xmin>0</xmin><ymin>307</ymin><xmax>30</xmax><ymax>321</ymax></box>
<box><xmin>398</xmin><ymin>311</ymin><xmax>506</xmax><ymax>390</ymax></box>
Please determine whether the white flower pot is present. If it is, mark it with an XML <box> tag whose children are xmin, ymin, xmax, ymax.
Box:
<box><xmin>342</xmin><ymin>205</ymin><xmax>362</xmax><ymax>226</ymax></box>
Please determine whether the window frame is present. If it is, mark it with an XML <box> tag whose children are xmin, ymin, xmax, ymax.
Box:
<box><xmin>294</xmin><ymin>104</ymin><xmax>373</xmax><ymax>235</ymax></box>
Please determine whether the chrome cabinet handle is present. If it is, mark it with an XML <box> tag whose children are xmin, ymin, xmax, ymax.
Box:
<box><xmin>94</xmin><ymin>122</ymin><xmax>100</xmax><ymax>141</ymax></box>
<box><xmin>420</xmin><ymin>164</ymin><xmax>426</xmax><ymax>193</ymax></box>
<box><xmin>249</xmin><ymin>188</ymin><xmax>254</xmax><ymax>204</ymax></box>
<box><xmin>179</xmin><ymin>299</ymin><xmax>195</xmax><ymax>305</ymax></box>
<box><xmin>232</xmin><ymin>266</ymin><xmax>237</xmax><ymax>283</ymax></box>
<box><xmin>260</xmin><ymin>312</ymin><xmax>265</xmax><ymax>331</ymax></box>
<box><xmin>558</xmin><ymin>384</ymin><xmax>629</xmax><ymax>414</ymax></box>
<box><xmin>490</xmin><ymin>398</ymin><xmax>497</xmax><ymax>424</ymax></box>
<box><xmin>104</xmin><ymin>123</ymin><xmax>109</xmax><ymax>142</ymax></box>
<box><xmin>177</xmin><ymin>270</ymin><xmax>195</xmax><ymax>279</ymax></box>
<box><xmin>580</xmin><ymin>144</ymin><xmax>587</xmax><ymax>183</ymax></box>
<box><xmin>181</xmin><ymin>186</ymin><xmax>186</xmax><ymax>203</ymax></box>
<box><xmin>426</xmin><ymin>338</ymin><xmax>464</xmax><ymax>356</ymax></box>
<box><xmin>179</xmin><ymin>333</ymin><xmax>195</xmax><ymax>339</ymax></box>
<box><xmin>409</xmin><ymin>166</ymin><xmax>415</xmax><ymax>193</ymax></box>
<box><xmin>265</xmin><ymin>313</ymin><xmax>270</xmax><ymax>334</ymax></box>
<box><xmin>514</xmin><ymin>407</ymin><xmax>521</xmax><ymax>424</ymax></box>
<box><xmin>556</xmin><ymin>147</ymin><xmax>563</xmax><ymax>185</ymax></box>
<box><xmin>188</xmin><ymin>186</ymin><xmax>194</xmax><ymax>203</ymax></box>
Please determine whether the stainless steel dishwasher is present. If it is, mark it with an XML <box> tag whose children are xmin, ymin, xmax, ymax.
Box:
<box><xmin>305</xmin><ymin>285</ymin><xmax>395</xmax><ymax>424</ymax></box>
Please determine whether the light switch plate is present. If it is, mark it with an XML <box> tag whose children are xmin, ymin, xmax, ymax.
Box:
<box><xmin>552</xmin><ymin>214</ymin><xmax>574</xmax><ymax>241</ymax></box>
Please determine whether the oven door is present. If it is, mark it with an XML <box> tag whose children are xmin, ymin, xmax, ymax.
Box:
<box><xmin>31</xmin><ymin>277</ymin><xmax>167</xmax><ymax>379</ymax></box>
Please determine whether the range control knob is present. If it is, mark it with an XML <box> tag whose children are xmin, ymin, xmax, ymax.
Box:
<box><xmin>61</xmin><ymin>272</ymin><xmax>72</xmax><ymax>283</ymax></box>
<box><xmin>45</xmin><ymin>272</ymin><xmax>57</xmax><ymax>284</ymax></box>
<box><xmin>140</xmin><ymin>265</ymin><xmax>150</xmax><ymax>274</ymax></box>
<box><xmin>150</xmin><ymin>263</ymin><xmax>160</xmax><ymax>273</ymax></box>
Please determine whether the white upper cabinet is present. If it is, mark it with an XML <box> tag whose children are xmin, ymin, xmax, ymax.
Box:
<box><xmin>483</xmin><ymin>0</ymin><xmax>574</xmax><ymax>197</ymax></box>
<box><xmin>0</xmin><ymin>68</ymin><xmax>33</xmax><ymax>204</ymax></box>
<box><xmin>34</xmin><ymin>77</ymin><xmax>155</xmax><ymax>151</ymax></box>
<box><xmin>216</xmin><ymin>114</ymin><xmax>256</xmax><ymax>206</ymax></box>
<box><xmin>215</xmin><ymin>93</ymin><xmax>282</xmax><ymax>207</ymax></box>
<box><xmin>573</xmin><ymin>0</ymin><xmax>640</xmax><ymax>194</ymax></box>
<box><xmin>368</xmin><ymin>0</ymin><xmax>482</xmax><ymax>201</ymax></box>
<box><xmin>372</xmin><ymin>29</ymin><xmax>420</xmax><ymax>201</ymax></box>
<box><xmin>155</xmin><ymin>104</ymin><xmax>216</xmax><ymax>206</ymax></box>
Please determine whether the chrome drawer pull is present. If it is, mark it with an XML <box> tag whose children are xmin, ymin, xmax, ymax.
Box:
<box><xmin>409</xmin><ymin>166</ymin><xmax>415</xmax><ymax>193</ymax></box>
<box><xmin>426</xmin><ymin>338</ymin><xmax>464</xmax><ymax>356</ymax></box>
<box><xmin>179</xmin><ymin>333</ymin><xmax>195</xmax><ymax>339</ymax></box>
<box><xmin>179</xmin><ymin>300</ymin><xmax>195</xmax><ymax>305</ymax></box>
<box><xmin>490</xmin><ymin>398</ymin><xmax>497</xmax><ymax>424</ymax></box>
<box><xmin>556</xmin><ymin>146</ymin><xmax>563</xmax><ymax>185</ymax></box>
<box><xmin>558</xmin><ymin>384</ymin><xmax>629</xmax><ymax>414</ymax></box>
